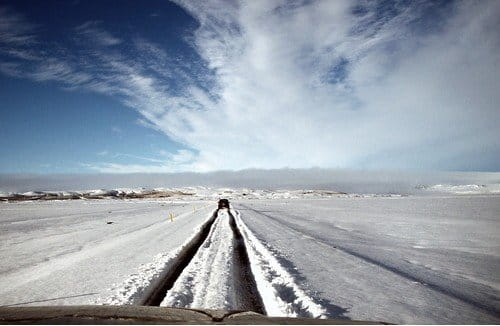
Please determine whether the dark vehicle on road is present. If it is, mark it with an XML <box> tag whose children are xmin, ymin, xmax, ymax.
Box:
<box><xmin>218</xmin><ymin>198</ymin><xmax>230</xmax><ymax>209</ymax></box>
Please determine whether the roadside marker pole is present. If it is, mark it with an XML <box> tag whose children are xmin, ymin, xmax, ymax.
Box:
<box><xmin>169</xmin><ymin>212</ymin><xmax>174</xmax><ymax>222</ymax></box>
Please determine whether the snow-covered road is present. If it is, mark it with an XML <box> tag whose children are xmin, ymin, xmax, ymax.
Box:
<box><xmin>161</xmin><ymin>208</ymin><xmax>316</xmax><ymax>317</ymax></box>
<box><xmin>1</xmin><ymin>195</ymin><xmax>499</xmax><ymax>324</ymax></box>
<box><xmin>161</xmin><ymin>211</ymin><xmax>235</xmax><ymax>309</ymax></box>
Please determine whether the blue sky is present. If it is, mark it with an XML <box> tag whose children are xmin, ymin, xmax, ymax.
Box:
<box><xmin>0</xmin><ymin>0</ymin><xmax>499</xmax><ymax>173</ymax></box>
<box><xmin>0</xmin><ymin>0</ymin><xmax>198</xmax><ymax>173</ymax></box>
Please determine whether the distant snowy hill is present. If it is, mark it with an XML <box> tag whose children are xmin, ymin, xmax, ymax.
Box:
<box><xmin>416</xmin><ymin>184</ymin><xmax>500</xmax><ymax>195</ymax></box>
<box><xmin>1</xmin><ymin>183</ymin><xmax>499</xmax><ymax>202</ymax></box>
<box><xmin>0</xmin><ymin>187</ymin><xmax>348</xmax><ymax>202</ymax></box>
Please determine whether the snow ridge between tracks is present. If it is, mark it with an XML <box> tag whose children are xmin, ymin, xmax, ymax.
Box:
<box><xmin>160</xmin><ymin>213</ymin><xmax>234</xmax><ymax>309</ymax></box>
<box><xmin>233</xmin><ymin>209</ymin><xmax>328</xmax><ymax>319</ymax></box>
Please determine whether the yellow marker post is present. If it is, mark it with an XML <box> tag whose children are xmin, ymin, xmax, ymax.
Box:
<box><xmin>169</xmin><ymin>212</ymin><xmax>174</xmax><ymax>222</ymax></box>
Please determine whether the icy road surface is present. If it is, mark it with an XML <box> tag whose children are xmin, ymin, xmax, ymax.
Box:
<box><xmin>235</xmin><ymin>195</ymin><xmax>500</xmax><ymax>324</ymax></box>
<box><xmin>0</xmin><ymin>199</ymin><xmax>212</xmax><ymax>306</ymax></box>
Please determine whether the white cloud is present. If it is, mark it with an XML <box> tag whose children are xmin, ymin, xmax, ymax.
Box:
<box><xmin>111</xmin><ymin>126</ymin><xmax>122</xmax><ymax>134</ymax></box>
<box><xmin>143</xmin><ymin>0</ymin><xmax>498</xmax><ymax>171</ymax></box>
<box><xmin>1</xmin><ymin>1</ymin><xmax>499</xmax><ymax>173</ymax></box>
<box><xmin>2</xmin><ymin>169</ymin><xmax>500</xmax><ymax>193</ymax></box>
<box><xmin>75</xmin><ymin>21</ymin><xmax>121</xmax><ymax>46</ymax></box>
<box><xmin>31</xmin><ymin>58</ymin><xmax>92</xmax><ymax>84</ymax></box>
<box><xmin>0</xmin><ymin>6</ymin><xmax>43</xmax><ymax>64</ymax></box>
<box><xmin>86</xmin><ymin>149</ymin><xmax>198</xmax><ymax>173</ymax></box>
<box><xmin>0</xmin><ymin>6</ymin><xmax>37</xmax><ymax>45</ymax></box>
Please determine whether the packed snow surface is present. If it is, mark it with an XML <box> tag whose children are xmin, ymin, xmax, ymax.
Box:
<box><xmin>1</xmin><ymin>191</ymin><xmax>499</xmax><ymax>324</ymax></box>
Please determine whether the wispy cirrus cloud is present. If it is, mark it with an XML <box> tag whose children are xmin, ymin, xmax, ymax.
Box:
<box><xmin>154</xmin><ymin>0</ymin><xmax>500</xmax><ymax>171</ymax></box>
<box><xmin>0</xmin><ymin>1</ymin><xmax>499</xmax><ymax>173</ymax></box>
<box><xmin>0</xmin><ymin>7</ymin><xmax>92</xmax><ymax>85</ymax></box>
<box><xmin>75</xmin><ymin>21</ymin><xmax>122</xmax><ymax>46</ymax></box>
<box><xmin>0</xmin><ymin>6</ymin><xmax>37</xmax><ymax>45</ymax></box>
<box><xmin>85</xmin><ymin>148</ymin><xmax>198</xmax><ymax>173</ymax></box>
<box><xmin>0</xmin><ymin>6</ymin><xmax>42</xmax><ymax>64</ymax></box>
<box><xmin>0</xmin><ymin>56</ymin><xmax>92</xmax><ymax>87</ymax></box>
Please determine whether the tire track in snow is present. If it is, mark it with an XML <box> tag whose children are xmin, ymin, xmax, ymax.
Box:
<box><xmin>233</xmin><ymin>209</ymin><xmax>331</xmax><ymax>319</ymax></box>
<box><xmin>239</xmin><ymin>204</ymin><xmax>500</xmax><ymax>318</ymax></box>
<box><xmin>159</xmin><ymin>209</ymin><xmax>265</xmax><ymax>314</ymax></box>
<box><xmin>96</xmin><ymin>206</ymin><xmax>215</xmax><ymax>305</ymax></box>
<box><xmin>160</xmin><ymin>213</ymin><xmax>233</xmax><ymax>309</ymax></box>
<box><xmin>103</xmin><ymin>205</ymin><xmax>324</xmax><ymax>316</ymax></box>
<box><xmin>227</xmin><ymin>210</ymin><xmax>266</xmax><ymax>314</ymax></box>
<box><xmin>138</xmin><ymin>210</ymin><xmax>219</xmax><ymax>306</ymax></box>
<box><xmin>152</xmin><ymin>207</ymin><xmax>326</xmax><ymax>316</ymax></box>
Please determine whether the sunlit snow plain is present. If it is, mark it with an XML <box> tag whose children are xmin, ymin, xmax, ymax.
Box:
<box><xmin>1</xmin><ymin>194</ymin><xmax>499</xmax><ymax>324</ymax></box>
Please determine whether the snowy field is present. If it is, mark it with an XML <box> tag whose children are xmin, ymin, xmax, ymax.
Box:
<box><xmin>0</xmin><ymin>199</ymin><xmax>213</xmax><ymax>306</ymax></box>
<box><xmin>0</xmin><ymin>194</ymin><xmax>499</xmax><ymax>324</ymax></box>
<box><xmin>236</xmin><ymin>196</ymin><xmax>500</xmax><ymax>323</ymax></box>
